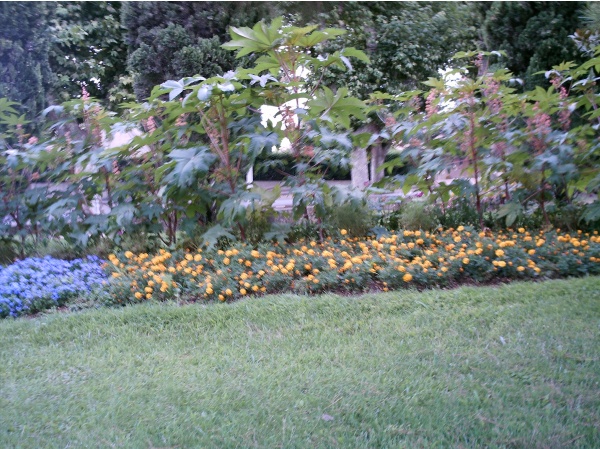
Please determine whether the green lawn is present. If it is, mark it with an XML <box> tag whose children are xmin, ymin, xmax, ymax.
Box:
<box><xmin>1</xmin><ymin>278</ymin><xmax>599</xmax><ymax>448</ymax></box>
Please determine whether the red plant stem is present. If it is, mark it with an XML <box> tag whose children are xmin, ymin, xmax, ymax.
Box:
<box><xmin>467</xmin><ymin>107</ymin><xmax>484</xmax><ymax>229</ymax></box>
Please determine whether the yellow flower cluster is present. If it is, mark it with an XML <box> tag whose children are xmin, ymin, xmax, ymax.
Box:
<box><xmin>104</xmin><ymin>227</ymin><xmax>600</xmax><ymax>304</ymax></box>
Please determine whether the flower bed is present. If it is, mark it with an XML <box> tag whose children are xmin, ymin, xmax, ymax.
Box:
<box><xmin>103</xmin><ymin>227</ymin><xmax>600</xmax><ymax>305</ymax></box>
<box><xmin>0</xmin><ymin>256</ymin><xmax>107</xmax><ymax>318</ymax></box>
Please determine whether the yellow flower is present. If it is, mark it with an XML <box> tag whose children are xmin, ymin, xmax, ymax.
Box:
<box><xmin>240</xmin><ymin>288</ymin><xmax>247</xmax><ymax>295</ymax></box>
<box><xmin>206</xmin><ymin>287</ymin><xmax>213</xmax><ymax>295</ymax></box>
<box><xmin>497</xmin><ymin>261</ymin><xmax>507</xmax><ymax>268</ymax></box>
<box><xmin>457</xmin><ymin>225</ymin><xmax>464</xmax><ymax>232</ymax></box>
<box><xmin>517</xmin><ymin>266</ymin><xmax>525</xmax><ymax>272</ymax></box>
<box><xmin>144</xmin><ymin>287</ymin><xmax>153</xmax><ymax>293</ymax></box>
<box><xmin>536</xmin><ymin>239</ymin><xmax>545</xmax><ymax>247</ymax></box>
<box><xmin>462</xmin><ymin>257</ymin><xmax>469</xmax><ymax>265</ymax></box>
<box><xmin>340</xmin><ymin>229</ymin><xmax>348</xmax><ymax>235</ymax></box>
<box><xmin>223</xmin><ymin>257</ymin><xmax>230</xmax><ymax>265</ymax></box>
<box><xmin>528</xmin><ymin>249</ymin><xmax>536</xmax><ymax>255</ymax></box>
<box><xmin>134</xmin><ymin>292</ymin><xmax>142</xmax><ymax>299</ymax></box>
<box><xmin>495</xmin><ymin>249</ymin><xmax>505</xmax><ymax>257</ymax></box>
<box><xmin>403</xmin><ymin>273</ymin><xmax>413</xmax><ymax>282</ymax></box>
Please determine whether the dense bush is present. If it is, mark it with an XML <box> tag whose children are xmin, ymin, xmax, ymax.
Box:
<box><xmin>1</xmin><ymin>17</ymin><xmax>600</xmax><ymax>267</ymax></box>
<box><xmin>0</xmin><ymin>256</ymin><xmax>106</xmax><ymax>318</ymax></box>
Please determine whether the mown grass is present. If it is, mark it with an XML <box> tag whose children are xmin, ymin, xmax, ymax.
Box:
<box><xmin>1</xmin><ymin>278</ymin><xmax>599</xmax><ymax>448</ymax></box>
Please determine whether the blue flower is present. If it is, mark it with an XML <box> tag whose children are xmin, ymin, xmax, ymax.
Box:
<box><xmin>0</xmin><ymin>256</ymin><xmax>107</xmax><ymax>318</ymax></box>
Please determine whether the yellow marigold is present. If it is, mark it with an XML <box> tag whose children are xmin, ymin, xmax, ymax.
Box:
<box><xmin>218</xmin><ymin>294</ymin><xmax>225</xmax><ymax>301</ymax></box>
<box><xmin>340</xmin><ymin>229</ymin><xmax>348</xmax><ymax>235</ymax></box>
<box><xmin>145</xmin><ymin>286</ymin><xmax>153</xmax><ymax>293</ymax></box>
<box><xmin>536</xmin><ymin>239</ymin><xmax>545</xmax><ymax>247</ymax></box>
<box><xmin>462</xmin><ymin>257</ymin><xmax>470</xmax><ymax>265</ymax></box>
<box><xmin>495</xmin><ymin>249</ymin><xmax>505</xmax><ymax>257</ymax></box>
<box><xmin>240</xmin><ymin>288</ymin><xmax>247</xmax><ymax>295</ymax></box>
<box><xmin>457</xmin><ymin>225</ymin><xmax>464</xmax><ymax>232</ymax></box>
<box><xmin>402</xmin><ymin>273</ymin><xmax>413</xmax><ymax>282</ymax></box>
<box><xmin>134</xmin><ymin>292</ymin><xmax>143</xmax><ymax>299</ymax></box>
<box><xmin>146</xmin><ymin>293</ymin><xmax>152</xmax><ymax>299</ymax></box>
<box><xmin>194</xmin><ymin>254</ymin><xmax>202</xmax><ymax>262</ymax></box>
<box><xmin>206</xmin><ymin>287</ymin><xmax>214</xmax><ymax>295</ymax></box>
<box><xmin>517</xmin><ymin>266</ymin><xmax>525</xmax><ymax>272</ymax></box>
<box><xmin>528</xmin><ymin>249</ymin><xmax>536</xmax><ymax>255</ymax></box>
<box><xmin>223</xmin><ymin>257</ymin><xmax>230</xmax><ymax>265</ymax></box>
<box><xmin>497</xmin><ymin>261</ymin><xmax>507</xmax><ymax>268</ymax></box>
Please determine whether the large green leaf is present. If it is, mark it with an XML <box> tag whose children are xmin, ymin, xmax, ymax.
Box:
<box><xmin>164</xmin><ymin>147</ymin><xmax>216</xmax><ymax>187</ymax></box>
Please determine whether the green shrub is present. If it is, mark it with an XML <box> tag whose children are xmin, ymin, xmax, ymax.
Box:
<box><xmin>327</xmin><ymin>200</ymin><xmax>374</xmax><ymax>237</ymax></box>
<box><xmin>398</xmin><ymin>201</ymin><xmax>438</xmax><ymax>231</ymax></box>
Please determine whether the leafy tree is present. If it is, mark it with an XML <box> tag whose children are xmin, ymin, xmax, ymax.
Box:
<box><xmin>49</xmin><ymin>2</ymin><xmax>127</xmax><ymax>103</ymax></box>
<box><xmin>122</xmin><ymin>2</ymin><xmax>281</xmax><ymax>100</ymax></box>
<box><xmin>0</xmin><ymin>2</ymin><xmax>54</xmax><ymax>123</ymax></box>
<box><xmin>294</xmin><ymin>2</ymin><xmax>479</xmax><ymax>97</ymax></box>
<box><xmin>481</xmin><ymin>2</ymin><xmax>585</xmax><ymax>89</ymax></box>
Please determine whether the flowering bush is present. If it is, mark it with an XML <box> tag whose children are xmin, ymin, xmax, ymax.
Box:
<box><xmin>0</xmin><ymin>256</ymin><xmax>107</xmax><ymax>318</ymax></box>
<box><xmin>103</xmin><ymin>227</ymin><xmax>600</xmax><ymax>305</ymax></box>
